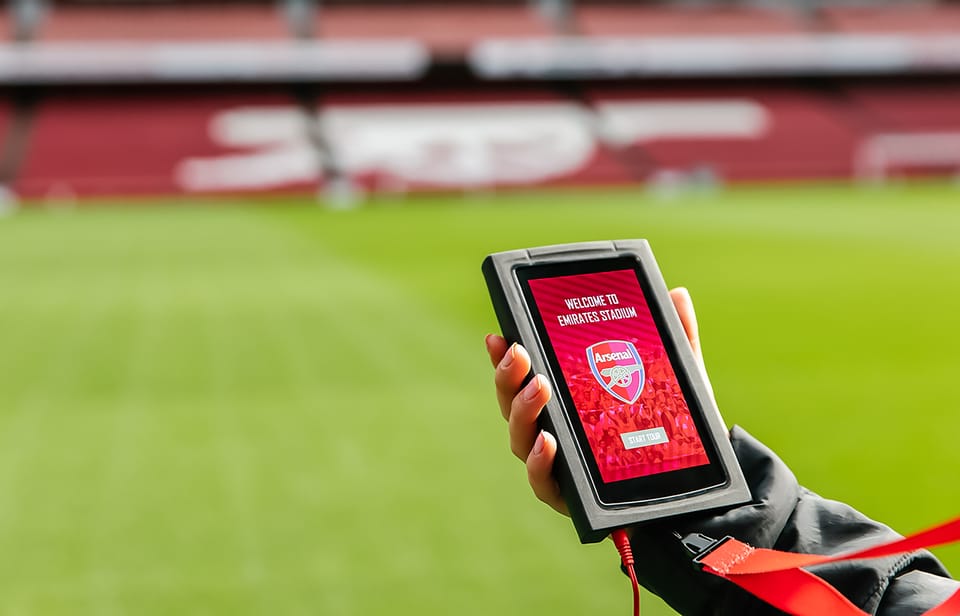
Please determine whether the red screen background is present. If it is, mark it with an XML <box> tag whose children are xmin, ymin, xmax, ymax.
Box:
<box><xmin>528</xmin><ymin>269</ymin><xmax>709</xmax><ymax>483</ymax></box>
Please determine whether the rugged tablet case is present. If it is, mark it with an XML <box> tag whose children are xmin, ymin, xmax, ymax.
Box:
<box><xmin>482</xmin><ymin>240</ymin><xmax>750</xmax><ymax>543</ymax></box>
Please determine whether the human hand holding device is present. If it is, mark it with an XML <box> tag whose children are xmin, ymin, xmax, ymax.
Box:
<box><xmin>484</xmin><ymin>255</ymin><xmax>960</xmax><ymax>615</ymax></box>
<box><xmin>484</xmin><ymin>287</ymin><xmax>704</xmax><ymax>518</ymax></box>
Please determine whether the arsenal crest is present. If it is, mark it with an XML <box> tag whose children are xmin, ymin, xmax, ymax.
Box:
<box><xmin>587</xmin><ymin>340</ymin><xmax>645</xmax><ymax>404</ymax></box>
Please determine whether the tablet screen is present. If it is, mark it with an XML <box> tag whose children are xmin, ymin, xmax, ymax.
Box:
<box><xmin>517</xmin><ymin>257</ymin><xmax>725</xmax><ymax>504</ymax></box>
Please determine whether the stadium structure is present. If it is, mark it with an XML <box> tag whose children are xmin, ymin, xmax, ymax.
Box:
<box><xmin>2</xmin><ymin>0</ymin><xmax>960</xmax><ymax>202</ymax></box>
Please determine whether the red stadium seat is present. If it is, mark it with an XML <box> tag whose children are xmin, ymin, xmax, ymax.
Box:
<box><xmin>843</xmin><ymin>84</ymin><xmax>960</xmax><ymax>131</ymax></box>
<box><xmin>0</xmin><ymin>98</ymin><xmax>12</xmax><ymax>187</ymax></box>
<box><xmin>37</xmin><ymin>4</ymin><xmax>289</xmax><ymax>41</ymax></box>
<box><xmin>842</xmin><ymin>84</ymin><xmax>960</xmax><ymax>180</ymax></box>
<box><xmin>0</xmin><ymin>99</ymin><xmax>9</xmax><ymax>143</ymax></box>
<box><xmin>583</xmin><ymin>86</ymin><xmax>863</xmax><ymax>181</ymax></box>
<box><xmin>315</xmin><ymin>5</ymin><xmax>552</xmax><ymax>56</ymax></box>
<box><xmin>575</xmin><ymin>5</ymin><xmax>806</xmax><ymax>36</ymax></box>
<box><xmin>0</xmin><ymin>9</ymin><xmax>10</xmax><ymax>41</ymax></box>
<box><xmin>819</xmin><ymin>6</ymin><xmax>960</xmax><ymax>33</ymax></box>
<box><xmin>15</xmin><ymin>91</ymin><xmax>310</xmax><ymax>198</ymax></box>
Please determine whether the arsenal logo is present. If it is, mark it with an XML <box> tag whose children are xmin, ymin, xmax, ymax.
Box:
<box><xmin>587</xmin><ymin>340</ymin><xmax>645</xmax><ymax>404</ymax></box>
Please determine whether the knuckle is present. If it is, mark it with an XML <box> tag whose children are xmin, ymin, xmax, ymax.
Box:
<box><xmin>509</xmin><ymin>430</ymin><xmax>526</xmax><ymax>459</ymax></box>
<box><xmin>509</xmin><ymin>397</ymin><xmax>530</xmax><ymax>423</ymax></box>
<box><xmin>526</xmin><ymin>459</ymin><xmax>544</xmax><ymax>485</ymax></box>
<box><xmin>508</xmin><ymin>394</ymin><xmax>523</xmax><ymax>416</ymax></box>
<box><xmin>531</xmin><ymin>481</ymin><xmax>550</xmax><ymax>505</ymax></box>
<box><xmin>495</xmin><ymin>369</ymin><xmax>520</xmax><ymax>395</ymax></box>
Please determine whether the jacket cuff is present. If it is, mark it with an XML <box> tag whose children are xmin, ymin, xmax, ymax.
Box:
<box><xmin>625</xmin><ymin>426</ymin><xmax>953</xmax><ymax>615</ymax></box>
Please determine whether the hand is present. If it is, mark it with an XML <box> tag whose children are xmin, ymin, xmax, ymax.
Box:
<box><xmin>484</xmin><ymin>287</ymin><xmax>705</xmax><ymax>516</ymax></box>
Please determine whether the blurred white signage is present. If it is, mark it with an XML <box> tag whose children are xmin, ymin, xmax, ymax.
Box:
<box><xmin>176</xmin><ymin>100</ymin><xmax>768</xmax><ymax>191</ymax></box>
<box><xmin>470</xmin><ymin>34</ymin><xmax>960</xmax><ymax>78</ymax></box>
<box><xmin>0</xmin><ymin>41</ymin><xmax>428</xmax><ymax>83</ymax></box>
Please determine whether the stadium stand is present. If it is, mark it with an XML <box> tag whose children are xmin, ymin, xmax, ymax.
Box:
<box><xmin>314</xmin><ymin>5</ymin><xmax>553</xmax><ymax>56</ymax></box>
<box><xmin>584</xmin><ymin>85</ymin><xmax>863</xmax><ymax>181</ymax></box>
<box><xmin>316</xmin><ymin>88</ymin><xmax>633</xmax><ymax>191</ymax></box>
<box><xmin>15</xmin><ymin>91</ymin><xmax>308</xmax><ymax>197</ymax></box>
<box><xmin>845</xmin><ymin>84</ymin><xmax>960</xmax><ymax>131</ymax></box>
<box><xmin>574</xmin><ymin>5</ymin><xmax>806</xmax><ymax>36</ymax></box>
<box><xmin>0</xmin><ymin>100</ymin><xmax>11</xmax><ymax>184</ymax></box>
<box><xmin>818</xmin><ymin>5</ymin><xmax>960</xmax><ymax>33</ymax></box>
<box><xmin>844</xmin><ymin>83</ymin><xmax>960</xmax><ymax>181</ymax></box>
<box><xmin>0</xmin><ymin>98</ymin><xmax>8</xmax><ymax>142</ymax></box>
<box><xmin>0</xmin><ymin>97</ymin><xmax>20</xmax><ymax>194</ymax></box>
<box><xmin>24</xmin><ymin>82</ymin><xmax>954</xmax><ymax>197</ymax></box>
<box><xmin>2</xmin><ymin>0</ymin><xmax>960</xmax><ymax>200</ymax></box>
<box><xmin>35</xmin><ymin>4</ymin><xmax>289</xmax><ymax>41</ymax></box>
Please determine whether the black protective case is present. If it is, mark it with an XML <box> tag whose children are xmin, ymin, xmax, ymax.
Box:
<box><xmin>482</xmin><ymin>240</ymin><xmax>750</xmax><ymax>543</ymax></box>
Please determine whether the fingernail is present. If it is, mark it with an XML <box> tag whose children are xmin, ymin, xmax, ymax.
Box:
<box><xmin>533</xmin><ymin>432</ymin><xmax>545</xmax><ymax>455</ymax></box>
<box><xmin>501</xmin><ymin>344</ymin><xmax>516</xmax><ymax>368</ymax></box>
<box><xmin>522</xmin><ymin>375</ymin><xmax>543</xmax><ymax>400</ymax></box>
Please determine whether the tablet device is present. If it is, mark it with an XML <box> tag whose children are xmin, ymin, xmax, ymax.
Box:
<box><xmin>483</xmin><ymin>240</ymin><xmax>749</xmax><ymax>543</ymax></box>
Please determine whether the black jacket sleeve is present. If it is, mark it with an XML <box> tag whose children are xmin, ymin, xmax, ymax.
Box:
<box><xmin>626</xmin><ymin>426</ymin><xmax>957</xmax><ymax>616</ymax></box>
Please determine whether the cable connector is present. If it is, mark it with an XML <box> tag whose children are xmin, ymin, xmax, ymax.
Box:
<box><xmin>611</xmin><ymin>529</ymin><xmax>640</xmax><ymax>616</ymax></box>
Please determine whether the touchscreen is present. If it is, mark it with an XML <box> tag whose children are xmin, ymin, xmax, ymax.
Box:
<box><xmin>526</xmin><ymin>268</ymin><xmax>709</xmax><ymax>483</ymax></box>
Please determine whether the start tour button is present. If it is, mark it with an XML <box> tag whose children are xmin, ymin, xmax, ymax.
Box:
<box><xmin>620</xmin><ymin>427</ymin><xmax>669</xmax><ymax>450</ymax></box>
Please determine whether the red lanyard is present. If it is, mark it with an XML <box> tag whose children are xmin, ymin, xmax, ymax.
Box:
<box><xmin>694</xmin><ymin>515</ymin><xmax>960</xmax><ymax>615</ymax></box>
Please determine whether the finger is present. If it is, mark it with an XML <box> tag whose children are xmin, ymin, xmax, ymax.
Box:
<box><xmin>669</xmin><ymin>287</ymin><xmax>702</xmax><ymax>363</ymax></box>
<box><xmin>527</xmin><ymin>431</ymin><xmax>568</xmax><ymax>515</ymax></box>
<box><xmin>494</xmin><ymin>343</ymin><xmax>532</xmax><ymax>422</ymax></box>
<box><xmin>509</xmin><ymin>374</ymin><xmax>551</xmax><ymax>459</ymax></box>
<box><xmin>485</xmin><ymin>334</ymin><xmax>517</xmax><ymax>420</ymax></box>
<box><xmin>670</xmin><ymin>286</ymin><xmax>719</xmax><ymax>406</ymax></box>
<box><xmin>484</xmin><ymin>333</ymin><xmax>509</xmax><ymax>368</ymax></box>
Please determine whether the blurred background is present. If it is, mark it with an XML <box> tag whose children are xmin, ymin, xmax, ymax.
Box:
<box><xmin>1</xmin><ymin>0</ymin><xmax>959</xmax><ymax>614</ymax></box>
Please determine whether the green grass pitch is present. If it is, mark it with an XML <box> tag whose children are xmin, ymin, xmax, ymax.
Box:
<box><xmin>0</xmin><ymin>182</ymin><xmax>958</xmax><ymax>615</ymax></box>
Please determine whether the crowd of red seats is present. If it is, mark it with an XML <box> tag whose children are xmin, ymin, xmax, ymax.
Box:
<box><xmin>7</xmin><ymin>3</ymin><xmax>960</xmax><ymax>46</ymax></box>
<box><xmin>34</xmin><ymin>5</ymin><xmax>289</xmax><ymax>41</ymax></box>
<box><xmin>4</xmin><ymin>82</ymin><xmax>957</xmax><ymax>198</ymax></box>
